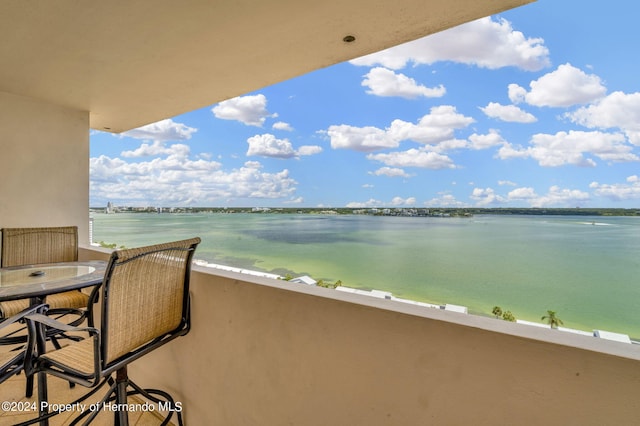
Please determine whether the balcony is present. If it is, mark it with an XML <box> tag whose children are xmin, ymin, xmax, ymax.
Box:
<box><xmin>2</xmin><ymin>0</ymin><xmax>639</xmax><ymax>423</ymax></box>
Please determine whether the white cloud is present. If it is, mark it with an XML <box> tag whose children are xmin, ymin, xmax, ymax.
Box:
<box><xmin>508</xmin><ymin>63</ymin><xmax>606</xmax><ymax>107</ymax></box>
<box><xmin>388</xmin><ymin>106</ymin><xmax>475</xmax><ymax>145</ymax></box>
<box><xmin>327</xmin><ymin>106</ymin><xmax>474</xmax><ymax>153</ymax></box>
<box><xmin>273</xmin><ymin>121</ymin><xmax>294</xmax><ymax>131</ymax></box>
<box><xmin>390</xmin><ymin>196</ymin><xmax>416</xmax><ymax>206</ymax></box>
<box><xmin>246</xmin><ymin>134</ymin><xmax>323</xmax><ymax>159</ymax></box>
<box><xmin>590</xmin><ymin>176</ymin><xmax>640</xmax><ymax>201</ymax></box>
<box><xmin>121</xmin><ymin>141</ymin><xmax>191</xmax><ymax>158</ymax></box>
<box><xmin>468</xmin><ymin>130</ymin><xmax>507</xmax><ymax>150</ymax></box>
<box><xmin>362</xmin><ymin>67</ymin><xmax>445</xmax><ymax>99</ymax></box>
<box><xmin>212</xmin><ymin>94</ymin><xmax>274</xmax><ymax>126</ymax></box>
<box><xmin>370</xmin><ymin>167</ymin><xmax>412</xmax><ymax>178</ymax></box>
<box><xmin>567</xmin><ymin>91</ymin><xmax>640</xmax><ymax>145</ymax></box>
<box><xmin>505</xmin><ymin>185</ymin><xmax>590</xmax><ymax>207</ymax></box>
<box><xmin>247</xmin><ymin>134</ymin><xmax>296</xmax><ymax>158</ymax></box>
<box><xmin>367</xmin><ymin>148</ymin><xmax>456</xmax><ymax>170</ymax></box>
<box><xmin>497</xmin><ymin>130</ymin><xmax>638</xmax><ymax>166</ymax></box>
<box><xmin>423</xmin><ymin>194</ymin><xmax>468</xmax><ymax>207</ymax></box>
<box><xmin>91</xmin><ymin>149</ymin><xmax>297</xmax><ymax>205</ymax></box>
<box><xmin>327</xmin><ymin>125</ymin><xmax>398</xmax><ymax>152</ymax></box>
<box><xmin>346</xmin><ymin>198</ymin><xmax>382</xmax><ymax>208</ymax></box>
<box><xmin>480</xmin><ymin>102</ymin><xmax>537</xmax><ymax>123</ymax></box>
<box><xmin>470</xmin><ymin>187</ymin><xmax>507</xmax><ymax>206</ymax></box>
<box><xmin>283</xmin><ymin>196</ymin><xmax>304</xmax><ymax>204</ymax></box>
<box><xmin>346</xmin><ymin>197</ymin><xmax>416</xmax><ymax>208</ymax></box>
<box><xmin>297</xmin><ymin>145</ymin><xmax>323</xmax><ymax>156</ymax></box>
<box><xmin>528</xmin><ymin>186</ymin><xmax>590</xmax><ymax>207</ymax></box>
<box><xmin>498</xmin><ymin>180</ymin><xmax>517</xmax><ymax>186</ymax></box>
<box><xmin>121</xmin><ymin>119</ymin><xmax>197</xmax><ymax>142</ymax></box>
<box><xmin>350</xmin><ymin>17</ymin><xmax>550</xmax><ymax>71</ymax></box>
<box><xmin>507</xmin><ymin>187</ymin><xmax>538</xmax><ymax>200</ymax></box>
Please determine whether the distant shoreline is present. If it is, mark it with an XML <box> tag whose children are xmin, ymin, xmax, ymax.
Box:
<box><xmin>90</xmin><ymin>206</ymin><xmax>640</xmax><ymax>217</ymax></box>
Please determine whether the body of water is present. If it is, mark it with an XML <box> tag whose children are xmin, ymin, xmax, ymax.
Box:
<box><xmin>91</xmin><ymin>213</ymin><xmax>640</xmax><ymax>339</ymax></box>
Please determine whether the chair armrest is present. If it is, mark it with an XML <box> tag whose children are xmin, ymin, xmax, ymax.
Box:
<box><xmin>24</xmin><ymin>313</ymin><xmax>101</xmax><ymax>381</ymax></box>
<box><xmin>0</xmin><ymin>304</ymin><xmax>48</xmax><ymax>330</ymax></box>
<box><xmin>25</xmin><ymin>313</ymin><xmax>99</xmax><ymax>336</ymax></box>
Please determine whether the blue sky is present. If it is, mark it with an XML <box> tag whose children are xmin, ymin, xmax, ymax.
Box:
<box><xmin>90</xmin><ymin>0</ymin><xmax>640</xmax><ymax>208</ymax></box>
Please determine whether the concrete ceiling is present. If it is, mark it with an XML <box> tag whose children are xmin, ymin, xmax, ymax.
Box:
<box><xmin>0</xmin><ymin>0</ymin><xmax>533</xmax><ymax>133</ymax></box>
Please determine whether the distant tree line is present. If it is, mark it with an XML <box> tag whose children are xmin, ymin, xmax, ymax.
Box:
<box><xmin>91</xmin><ymin>206</ymin><xmax>640</xmax><ymax>216</ymax></box>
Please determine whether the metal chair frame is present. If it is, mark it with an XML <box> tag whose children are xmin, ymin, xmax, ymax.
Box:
<box><xmin>23</xmin><ymin>237</ymin><xmax>200</xmax><ymax>426</ymax></box>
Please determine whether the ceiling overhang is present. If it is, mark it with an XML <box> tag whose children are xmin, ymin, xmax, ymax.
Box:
<box><xmin>0</xmin><ymin>0</ymin><xmax>534</xmax><ymax>133</ymax></box>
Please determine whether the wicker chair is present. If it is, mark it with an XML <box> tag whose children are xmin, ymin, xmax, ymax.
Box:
<box><xmin>0</xmin><ymin>227</ymin><xmax>90</xmax><ymax>322</ymax></box>
<box><xmin>0</xmin><ymin>226</ymin><xmax>96</xmax><ymax>398</ymax></box>
<box><xmin>0</xmin><ymin>305</ymin><xmax>47</xmax><ymax>384</ymax></box>
<box><xmin>25</xmin><ymin>237</ymin><xmax>200</xmax><ymax>426</ymax></box>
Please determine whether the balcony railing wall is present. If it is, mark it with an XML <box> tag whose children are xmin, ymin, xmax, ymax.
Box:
<box><xmin>79</xmin><ymin>246</ymin><xmax>640</xmax><ymax>425</ymax></box>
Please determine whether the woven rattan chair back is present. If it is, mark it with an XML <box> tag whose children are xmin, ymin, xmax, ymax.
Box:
<box><xmin>0</xmin><ymin>227</ymin><xmax>80</xmax><ymax>319</ymax></box>
<box><xmin>1</xmin><ymin>226</ymin><xmax>78</xmax><ymax>267</ymax></box>
<box><xmin>101</xmin><ymin>237</ymin><xmax>200</xmax><ymax>366</ymax></box>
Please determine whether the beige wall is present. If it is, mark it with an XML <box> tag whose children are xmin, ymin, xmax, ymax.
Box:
<box><xmin>83</xmin><ymin>247</ymin><xmax>638</xmax><ymax>425</ymax></box>
<box><xmin>0</xmin><ymin>91</ymin><xmax>90</xmax><ymax>242</ymax></box>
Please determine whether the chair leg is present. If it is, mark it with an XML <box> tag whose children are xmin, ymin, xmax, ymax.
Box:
<box><xmin>115</xmin><ymin>367</ymin><xmax>129</xmax><ymax>426</ymax></box>
<box><xmin>37</xmin><ymin>371</ymin><xmax>49</xmax><ymax>426</ymax></box>
<box><xmin>25</xmin><ymin>374</ymin><xmax>34</xmax><ymax>398</ymax></box>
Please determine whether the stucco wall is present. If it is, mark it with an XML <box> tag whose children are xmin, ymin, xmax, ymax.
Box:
<box><xmin>106</xmin><ymin>257</ymin><xmax>639</xmax><ymax>425</ymax></box>
<box><xmin>0</xmin><ymin>91</ymin><xmax>90</xmax><ymax>242</ymax></box>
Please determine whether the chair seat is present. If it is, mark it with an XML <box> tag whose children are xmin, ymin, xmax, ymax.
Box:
<box><xmin>46</xmin><ymin>291</ymin><xmax>89</xmax><ymax>311</ymax></box>
<box><xmin>0</xmin><ymin>290</ymin><xmax>89</xmax><ymax>318</ymax></box>
<box><xmin>40</xmin><ymin>337</ymin><xmax>95</xmax><ymax>377</ymax></box>
<box><xmin>0</xmin><ymin>350</ymin><xmax>22</xmax><ymax>373</ymax></box>
<box><xmin>0</xmin><ymin>299</ymin><xmax>30</xmax><ymax>319</ymax></box>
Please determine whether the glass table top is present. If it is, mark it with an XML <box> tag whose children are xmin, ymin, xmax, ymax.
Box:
<box><xmin>0</xmin><ymin>265</ymin><xmax>96</xmax><ymax>287</ymax></box>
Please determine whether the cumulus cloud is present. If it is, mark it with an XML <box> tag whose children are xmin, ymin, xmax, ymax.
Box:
<box><xmin>121</xmin><ymin>141</ymin><xmax>191</xmax><ymax>158</ymax></box>
<box><xmin>273</xmin><ymin>121</ymin><xmax>294</xmax><ymax>131</ymax></box>
<box><xmin>508</xmin><ymin>63</ymin><xmax>606</xmax><ymax>107</ymax></box>
<box><xmin>246</xmin><ymin>134</ymin><xmax>322</xmax><ymax>159</ymax></box>
<box><xmin>297</xmin><ymin>145</ymin><xmax>323</xmax><ymax>156</ymax></box>
<box><xmin>490</xmin><ymin>185</ymin><xmax>591</xmax><ymax>207</ymax></box>
<box><xmin>362</xmin><ymin>67</ymin><xmax>445</xmax><ymax>99</ymax></box>
<box><xmin>212</xmin><ymin>94</ymin><xmax>274</xmax><ymax>126</ymax></box>
<box><xmin>390</xmin><ymin>196</ymin><xmax>416</xmax><ymax>206</ymax></box>
<box><xmin>346</xmin><ymin>198</ymin><xmax>383</xmax><ymax>208</ymax></box>
<box><xmin>480</xmin><ymin>102</ymin><xmax>537</xmax><ymax>123</ymax></box>
<box><xmin>388</xmin><ymin>106</ymin><xmax>475</xmax><ymax>145</ymax></box>
<box><xmin>327</xmin><ymin>125</ymin><xmax>398</xmax><ymax>152</ymax></box>
<box><xmin>497</xmin><ymin>130</ymin><xmax>638</xmax><ymax>166</ymax></box>
<box><xmin>470</xmin><ymin>187</ymin><xmax>507</xmax><ymax>206</ymax></box>
<box><xmin>350</xmin><ymin>17</ymin><xmax>550</xmax><ymax>71</ymax></box>
<box><xmin>283</xmin><ymin>196</ymin><xmax>304</xmax><ymax>204</ymax></box>
<box><xmin>121</xmin><ymin>119</ymin><xmax>197</xmax><ymax>142</ymax></box>
<box><xmin>507</xmin><ymin>187</ymin><xmax>538</xmax><ymax>200</ymax></box>
<box><xmin>367</xmin><ymin>148</ymin><xmax>456</xmax><ymax>170</ymax></box>
<box><xmin>424</xmin><ymin>194</ymin><xmax>468</xmax><ymax>207</ymax></box>
<box><xmin>91</xmin><ymin>147</ymin><xmax>297</xmax><ymax>205</ymax></box>
<box><xmin>346</xmin><ymin>197</ymin><xmax>415</xmax><ymax>208</ymax></box>
<box><xmin>590</xmin><ymin>175</ymin><xmax>640</xmax><ymax>201</ymax></box>
<box><xmin>468</xmin><ymin>130</ymin><xmax>507</xmax><ymax>150</ymax></box>
<box><xmin>327</xmin><ymin>106</ymin><xmax>474</xmax><ymax>153</ymax></box>
<box><xmin>567</xmin><ymin>91</ymin><xmax>640</xmax><ymax>145</ymax></box>
<box><xmin>530</xmin><ymin>186</ymin><xmax>590</xmax><ymax>207</ymax></box>
<box><xmin>370</xmin><ymin>167</ymin><xmax>412</xmax><ymax>178</ymax></box>
<box><xmin>247</xmin><ymin>134</ymin><xmax>296</xmax><ymax>158</ymax></box>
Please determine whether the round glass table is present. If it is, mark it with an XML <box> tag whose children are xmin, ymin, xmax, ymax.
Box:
<box><xmin>0</xmin><ymin>260</ymin><xmax>106</xmax><ymax>301</ymax></box>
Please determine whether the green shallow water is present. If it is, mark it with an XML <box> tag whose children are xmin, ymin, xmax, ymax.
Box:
<box><xmin>91</xmin><ymin>213</ymin><xmax>640</xmax><ymax>339</ymax></box>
